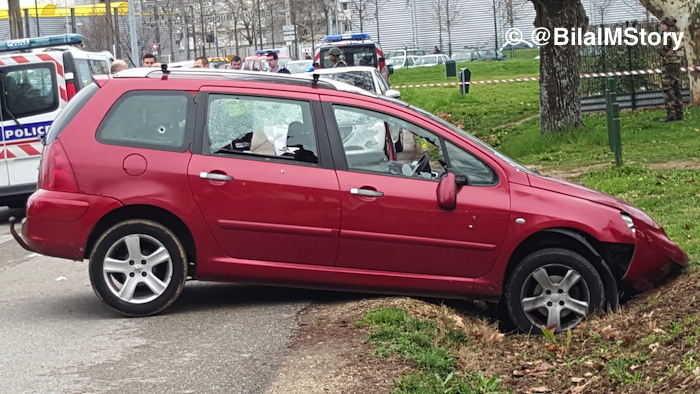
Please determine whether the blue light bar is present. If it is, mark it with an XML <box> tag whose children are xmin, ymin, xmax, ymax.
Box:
<box><xmin>0</xmin><ymin>34</ymin><xmax>83</xmax><ymax>53</ymax></box>
<box><xmin>255</xmin><ymin>49</ymin><xmax>280</xmax><ymax>55</ymax></box>
<box><xmin>322</xmin><ymin>33</ymin><xmax>371</xmax><ymax>43</ymax></box>
<box><xmin>322</xmin><ymin>35</ymin><xmax>343</xmax><ymax>43</ymax></box>
<box><xmin>350</xmin><ymin>33</ymin><xmax>371</xmax><ymax>40</ymax></box>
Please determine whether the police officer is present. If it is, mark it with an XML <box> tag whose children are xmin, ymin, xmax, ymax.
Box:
<box><xmin>327</xmin><ymin>47</ymin><xmax>347</xmax><ymax>68</ymax></box>
<box><xmin>658</xmin><ymin>16</ymin><xmax>684</xmax><ymax>122</ymax></box>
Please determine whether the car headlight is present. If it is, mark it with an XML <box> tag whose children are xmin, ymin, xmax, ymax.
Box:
<box><xmin>621</xmin><ymin>212</ymin><xmax>635</xmax><ymax>233</ymax></box>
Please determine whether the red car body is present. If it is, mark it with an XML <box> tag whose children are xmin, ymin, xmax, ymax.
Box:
<box><xmin>13</xmin><ymin>68</ymin><xmax>687</xmax><ymax>333</ymax></box>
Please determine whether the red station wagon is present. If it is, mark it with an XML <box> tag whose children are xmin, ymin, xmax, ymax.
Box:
<box><xmin>12</xmin><ymin>67</ymin><xmax>688</xmax><ymax>333</ymax></box>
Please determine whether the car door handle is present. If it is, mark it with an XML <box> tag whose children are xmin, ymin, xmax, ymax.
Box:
<box><xmin>200</xmin><ymin>172</ymin><xmax>234</xmax><ymax>181</ymax></box>
<box><xmin>350</xmin><ymin>188</ymin><xmax>384</xmax><ymax>197</ymax></box>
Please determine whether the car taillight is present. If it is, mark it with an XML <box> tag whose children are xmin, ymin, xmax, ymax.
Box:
<box><xmin>39</xmin><ymin>140</ymin><xmax>79</xmax><ymax>193</ymax></box>
<box><xmin>66</xmin><ymin>81</ymin><xmax>77</xmax><ymax>101</ymax></box>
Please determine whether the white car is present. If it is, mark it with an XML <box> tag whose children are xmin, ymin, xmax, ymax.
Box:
<box><xmin>304</xmin><ymin>66</ymin><xmax>400</xmax><ymax>99</ymax></box>
<box><xmin>411</xmin><ymin>54</ymin><xmax>450</xmax><ymax>67</ymax></box>
<box><xmin>304</xmin><ymin>67</ymin><xmax>405</xmax><ymax>157</ymax></box>
<box><xmin>386</xmin><ymin>55</ymin><xmax>419</xmax><ymax>69</ymax></box>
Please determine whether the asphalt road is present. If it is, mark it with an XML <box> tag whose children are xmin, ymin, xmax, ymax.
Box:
<box><xmin>0</xmin><ymin>207</ymin><xmax>316</xmax><ymax>394</ymax></box>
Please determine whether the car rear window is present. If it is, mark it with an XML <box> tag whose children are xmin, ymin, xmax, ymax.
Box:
<box><xmin>97</xmin><ymin>90</ymin><xmax>192</xmax><ymax>152</ymax></box>
<box><xmin>45</xmin><ymin>82</ymin><xmax>99</xmax><ymax>144</ymax></box>
<box><xmin>1</xmin><ymin>63</ymin><xmax>59</xmax><ymax>119</ymax></box>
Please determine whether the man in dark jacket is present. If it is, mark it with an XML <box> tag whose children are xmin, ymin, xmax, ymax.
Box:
<box><xmin>327</xmin><ymin>47</ymin><xmax>347</xmax><ymax>68</ymax></box>
<box><xmin>658</xmin><ymin>16</ymin><xmax>684</xmax><ymax>122</ymax></box>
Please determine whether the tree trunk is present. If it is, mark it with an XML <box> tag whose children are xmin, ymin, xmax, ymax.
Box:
<box><xmin>531</xmin><ymin>0</ymin><xmax>588</xmax><ymax>136</ymax></box>
<box><xmin>637</xmin><ymin>0</ymin><xmax>700</xmax><ymax>105</ymax></box>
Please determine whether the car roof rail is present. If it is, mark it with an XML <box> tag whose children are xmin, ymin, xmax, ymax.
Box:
<box><xmin>118</xmin><ymin>67</ymin><xmax>340</xmax><ymax>90</ymax></box>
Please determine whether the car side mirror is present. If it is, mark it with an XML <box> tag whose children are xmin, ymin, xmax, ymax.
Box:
<box><xmin>385</xmin><ymin>89</ymin><xmax>401</xmax><ymax>99</ymax></box>
<box><xmin>312</xmin><ymin>62</ymin><xmax>319</xmax><ymax>68</ymax></box>
<box><xmin>436</xmin><ymin>170</ymin><xmax>469</xmax><ymax>211</ymax></box>
<box><xmin>387</xmin><ymin>65</ymin><xmax>394</xmax><ymax>75</ymax></box>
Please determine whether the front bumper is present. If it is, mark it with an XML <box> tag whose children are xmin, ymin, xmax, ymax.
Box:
<box><xmin>15</xmin><ymin>189</ymin><xmax>122</xmax><ymax>260</ymax></box>
<box><xmin>622</xmin><ymin>225</ymin><xmax>689</xmax><ymax>292</ymax></box>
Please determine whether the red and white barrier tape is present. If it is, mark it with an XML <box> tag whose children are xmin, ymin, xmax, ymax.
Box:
<box><xmin>393</xmin><ymin>65</ymin><xmax>700</xmax><ymax>88</ymax></box>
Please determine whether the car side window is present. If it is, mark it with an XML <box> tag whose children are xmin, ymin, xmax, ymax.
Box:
<box><xmin>333</xmin><ymin>105</ymin><xmax>444</xmax><ymax>180</ymax></box>
<box><xmin>97</xmin><ymin>91</ymin><xmax>190</xmax><ymax>151</ymax></box>
<box><xmin>206</xmin><ymin>94</ymin><xmax>318</xmax><ymax>165</ymax></box>
<box><xmin>444</xmin><ymin>140</ymin><xmax>497</xmax><ymax>185</ymax></box>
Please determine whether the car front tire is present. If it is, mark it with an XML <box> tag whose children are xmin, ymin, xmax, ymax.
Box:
<box><xmin>505</xmin><ymin>248</ymin><xmax>605</xmax><ymax>334</ymax></box>
<box><xmin>89</xmin><ymin>219</ymin><xmax>187</xmax><ymax>316</ymax></box>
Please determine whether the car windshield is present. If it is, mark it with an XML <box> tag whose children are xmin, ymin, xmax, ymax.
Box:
<box><xmin>317</xmin><ymin>71</ymin><xmax>375</xmax><ymax>93</ymax></box>
<box><xmin>319</xmin><ymin>44</ymin><xmax>377</xmax><ymax>68</ymax></box>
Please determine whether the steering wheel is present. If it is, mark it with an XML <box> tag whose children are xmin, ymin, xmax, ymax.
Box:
<box><xmin>411</xmin><ymin>152</ymin><xmax>431</xmax><ymax>177</ymax></box>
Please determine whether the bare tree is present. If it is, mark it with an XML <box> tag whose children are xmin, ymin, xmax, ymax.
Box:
<box><xmin>530</xmin><ymin>0</ymin><xmax>588</xmax><ymax>135</ymax></box>
<box><xmin>589</xmin><ymin>0</ymin><xmax>615</xmax><ymax>25</ymax></box>
<box><xmin>637</xmin><ymin>0</ymin><xmax>699</xmax><ymax>105</ymax></box>
<box><xmin>347</xmin><ymin>0</ymin><xmax>374</xmax><ymax>32</ymax></box>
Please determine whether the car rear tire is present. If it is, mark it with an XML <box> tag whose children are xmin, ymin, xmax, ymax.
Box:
<box><xmin>89</xmin><ymin>219</ymin><xmax>187</xmax><ymax>317</ymax></box>
<box><xmin>504</xmin><ymin>248</ymin><xmax>605</xmax><ymax>334</ymax></box>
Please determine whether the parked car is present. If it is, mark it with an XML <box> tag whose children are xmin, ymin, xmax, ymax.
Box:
<box><xmin>499</xmin><ymin>40</ymin><xmax>538</xmax><ymax>52</ymax></box>
<box><xmin>286</xmin><ymin>59</ymin><xmax>314</xmax><ymax>73</ymax></box>
<box><xmin>411</xmin><ymin>54</ymin><xmax>450</xmax><ymax>67</ymax></box>
<box><xmin>470</xmin><ymin>49</ymin><xmax>508</xmax><ymax>61</ymax></box>
<box><xmin>242</xmin><ymin>50</ymin><xmax>291</xmax><ymax>71</ymax></box>
<box><xmin>386</xmin><ymin>55</ymin><xmax>419</xmax><ymax>69</ymax></box>
<box><xmin>450</xmin><ymin>51</ymin><xmax>473</xmax><ymax>62</ymax></box>
<box><xmin>385</xmin><ymin>48</ymin><xmax>430</xmax><ymax>60</ymax></box>
<box><xmin>12</xmin><ymin>67</ymin><xmax>688</xmax><ymax>334</ymax></box>
<box><xmin>304</xmin><ymin>66</ymin><xmax>399</xmax><ymax>98</ymax></box>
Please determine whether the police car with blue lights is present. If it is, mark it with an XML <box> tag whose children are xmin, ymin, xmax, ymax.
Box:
<box><xmin>312</xmin><ymin>33</ymin><xmax>389</xmax><ymax>78</ymax></box>
<box><xmin>0</xmin><ymin>34</ymin><xmax>112</xmax><ymax>208</ymax></box>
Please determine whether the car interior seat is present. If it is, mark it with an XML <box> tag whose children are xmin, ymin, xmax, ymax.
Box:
<box><xmin>286</xmin><ymin>121</ymin><xmax>317</xmax><ymax>164</ymax></box>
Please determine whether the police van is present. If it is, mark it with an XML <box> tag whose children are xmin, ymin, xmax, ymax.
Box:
<box><xmin>0</xmin><ymin>34</ymin><xmax>111</xmax><ymax>208</ymax></box>
<box><xmin>313</xmin><ymin>33</ymin><xmax>389</xmax><ymax>77</ymax></box>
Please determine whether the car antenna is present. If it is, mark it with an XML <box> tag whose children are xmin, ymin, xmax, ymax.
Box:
<box><xmin>312</xmin><ymin>73</ymin><xmax>320</xmax><ymax>87</ymax></box>
<box><xmin>161</xmin><ymin>63</ymin><xmax>170</xmax><ymax>80</ymax></box>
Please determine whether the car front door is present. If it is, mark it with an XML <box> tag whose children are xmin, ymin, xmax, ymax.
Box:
<box><xmin>324</xmin><ymin>98</ymin><xmax>511</xmax><ymax>278</ymax></box>
<box><xmin>188</xmin><ymin>89</ymin><xmax>341</xmax><ymax>266</ymax></box>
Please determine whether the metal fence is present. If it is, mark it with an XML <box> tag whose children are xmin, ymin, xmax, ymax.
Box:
<box><xmin>581</xmin><ymin>88</ymin><xmax>691</xmax><ymax>113</ymax></box>
<box><xmin>579</xmin><ymin>20</ymin><xmax>690</xmax><ymax>98</ymax></box>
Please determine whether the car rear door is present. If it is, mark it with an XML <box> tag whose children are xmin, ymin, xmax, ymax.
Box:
<box><xmin>0</xmin><ymin>60</ymin><xmax>60</xmax><ymax>188</ymax></box>
<box><xmin>188</xmin><ymin>87</ymin><xmax>341</xmax><ymax>266</ymax></box>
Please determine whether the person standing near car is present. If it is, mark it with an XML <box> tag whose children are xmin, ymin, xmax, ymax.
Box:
<box><xmin>327</xmin><ymin>47</ymin><xmax>347</xmax><ymax>68</ymax></box>
<box><xmin>657</xmin><ymin>16</ymin><xmax>684</xmax><ymax>122</ymax></box>
<box><xmin>230</xmin><ymin>55</ymin><xmax>242</xmax><ymax>70</ymax></box>
<box><xmin>266</xmin><ymin>51</ymin><xmax>291</xmax><ymax>74</ymax></box>
<box><xmin>141</xmin><ymin>54</ymin><xmax>156</xmax><ymax>67</ymax></box>
<box><xmin>194</xmin><ymin>57</ymin><xmax>210</xmax><ymax>68</ymax></box>
<box><xmin>110</xmin><ymin>59</ymin><xmax>128</xmax><ymax>74</ymax></box>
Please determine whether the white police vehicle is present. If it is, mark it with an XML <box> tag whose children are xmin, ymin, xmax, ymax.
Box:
<box><xmin>0</xmin><ymin>34</ymin><xmax>111</xmax><ymax>208</ymax></box>
<box><xmin>312</xmin><ymin>33</ymin><xmax>389</xmax><ymax>77</ymax></box>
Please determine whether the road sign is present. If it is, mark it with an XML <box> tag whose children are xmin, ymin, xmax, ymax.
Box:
<box><xmin>150</xmin><ymin>43</ymin><xmax>159</xmax><ymax>53</ymax></box>
<box><xmin>196</xmin><ymin>38</ymin><xmax>204</xmax><ymax>47</ymax></box>
<box><xmin>283</xmin><ymin>33</ymin><xmax>296</xmax><ymax>42</ymax></box>
<box><xmin>282</xmin><ymin>25</ymin><xmax>295</xmax><ymax>33</ymax></box>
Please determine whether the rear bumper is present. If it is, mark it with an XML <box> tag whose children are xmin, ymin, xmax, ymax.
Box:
<box><xmin>622</xmin><ymin>226</ymin><xmax>689</xmax><ymax>292</ymax></box>
<box><xmin>20</xmin><ymin>189</ymin><xmax>122</xmax><ymax>260</ymax></box>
